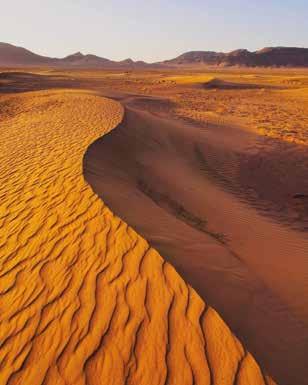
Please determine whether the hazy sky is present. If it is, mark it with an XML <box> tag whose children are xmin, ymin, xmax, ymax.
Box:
<box><xmin>1</xmin><ymin>0</ymin><xmax>307</xmax><ymax>62</ymax></box>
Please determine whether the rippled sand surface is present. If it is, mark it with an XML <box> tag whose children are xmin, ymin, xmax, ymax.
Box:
<box><xmin>0</xmin><ymin>90</ymin><xmax>275</xmax><ymax>384</ymax></box>
<box><xmin>84</xmin><ymin>103</ymin><xmax>308</xmax><ymax>385</ymax></box>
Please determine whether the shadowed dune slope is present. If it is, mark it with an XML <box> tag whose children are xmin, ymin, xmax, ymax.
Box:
<box><xmin>0</xmin><ymin>90</ymin><xmax>275</xmax><ymax>384</ymax></box>
<box><xmin>84</xmin><ymin>103</ymin><xmax>308</xmax><ymax>385</ymax></box>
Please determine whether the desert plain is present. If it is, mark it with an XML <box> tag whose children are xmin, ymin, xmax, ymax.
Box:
<box><xmin>0</xmin><ymin>67</ymin><xmax>308</xmax><ymax>385</ymax></box>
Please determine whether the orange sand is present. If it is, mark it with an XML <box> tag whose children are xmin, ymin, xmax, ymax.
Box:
<box><xmin>0</xmin><ymin>89</ymin><xmax>275</xmax><ymax>384</ymax></box>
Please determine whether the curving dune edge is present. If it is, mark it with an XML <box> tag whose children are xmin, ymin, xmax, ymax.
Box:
<box><xmin>0</xmin><ymin>89</ymin><xmax>276</xmax><ymax>384</ymax></box>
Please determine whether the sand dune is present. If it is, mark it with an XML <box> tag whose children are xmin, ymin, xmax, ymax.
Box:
<box><xmin>84</xmin><ymin>97</ymin><xmax>308</xmax><ymax>385</ymax></box>
<box><xmin>202</xmin><ymin>78</ymin><xmax>273</xmax><ymax>90</ymax></box>
<box><xmin>164</xmin><ymin>76</ymin><xmax>275</xmax><ymax>90</ymax></box>
<box><xmin>0</xmin><ymin>89</ymin><xmax>275</xmax><ymax>384</ymax></box>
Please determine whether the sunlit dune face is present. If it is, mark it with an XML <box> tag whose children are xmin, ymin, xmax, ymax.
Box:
<box><xmin>0</xmin><ymin>89</ymin><xmax>276</xmax><ymax>384</ymax></box>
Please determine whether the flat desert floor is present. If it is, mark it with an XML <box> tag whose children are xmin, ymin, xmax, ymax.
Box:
<box><xmin>1</xmin><ymin>67</ymin><xmax>308</xmax><ymax>385</ymax></box>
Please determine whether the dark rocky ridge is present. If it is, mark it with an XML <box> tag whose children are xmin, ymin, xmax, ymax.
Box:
<box><xmin>0</xmin><ymin>42</ymin><xmax>156</xmax><ymax>69</ymax></box>
<box><xmin>1</xmin><ymin>42</ymin><xmax>308</xmax><ymax>68</ymax></box>
<box><xmin>163</xmin><ymin>47</ymin><xmax>308</xmax><ymax>67</ymax></box>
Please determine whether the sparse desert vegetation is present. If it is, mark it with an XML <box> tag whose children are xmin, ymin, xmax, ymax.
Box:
<box><xmin>1</xmin><ymin>0</ymin><xmax>308</xmax><ymax>381</ymax></box>
<box><xmin>1</xmin><ymin>67</ymin><xmax>307</xmax><ymax>385</ymax></box>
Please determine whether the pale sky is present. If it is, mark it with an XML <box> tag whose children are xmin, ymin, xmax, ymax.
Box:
<box><xmin>1</xmin><ymin>0</ymin><xmax>307</xmax><ymax>62</ymax></box>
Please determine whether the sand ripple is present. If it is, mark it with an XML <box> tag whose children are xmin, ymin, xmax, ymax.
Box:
<box><xmin>0</xmin><ymin>90</ymin><xmax>274</xmax><ymax>384</ymax></box>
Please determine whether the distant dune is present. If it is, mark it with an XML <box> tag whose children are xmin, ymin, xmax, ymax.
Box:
<box><xmin>1</xmin><ymin>42</ymin><xmax>308</xmax><ymax>68</ymax></box>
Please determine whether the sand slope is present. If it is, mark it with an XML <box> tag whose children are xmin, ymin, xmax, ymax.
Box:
<box><xmin>85</xmin><ymin>101</ymin><xmax>308</xmax><ymax>384</ymax></box>
<box><xmin>0</xmin><ymin>89</ymin><xmax>276</xmax><ymax>384</ymax></box>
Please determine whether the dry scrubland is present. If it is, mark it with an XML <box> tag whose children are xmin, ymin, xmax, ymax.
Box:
<box><xmin>3</xmin><ymin>67</ymin><xmax>308</xmax><ymax>148</ymax></box>
<box><xmin>163</xmin><ymin>72</ymin><xmax>308</xmax><ymax>145</ymax></box>
<box><xmin>0</xmin><ymin>89</ymin><xmax>276</xmax><ymax>384</ymax></box>
<box><xmin>171</xmin><ymin>79</ymin><xmax>308</xmax><ymax>145</ymax></box>
<box><xmin>67</xmin><ymin>69</ymin><xmax>308</xmax><ymax>145</ymax></box>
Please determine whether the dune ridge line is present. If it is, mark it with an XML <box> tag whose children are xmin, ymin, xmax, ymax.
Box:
<box><xmin>0</xmin><ymin>89</ymin><xmax>275</xmax><ymax>384</ymax></box>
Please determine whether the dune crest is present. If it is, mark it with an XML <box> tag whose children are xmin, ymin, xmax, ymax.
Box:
<box><xmin>0</xmin><ymin>90</ymin><xmax>275</xmax><ymax>384</ymax></box>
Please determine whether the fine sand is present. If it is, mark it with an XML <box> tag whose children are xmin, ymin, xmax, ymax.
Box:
<box><xmin>0</xmin><ymin>68</ymin><xmax>306</xmax><ymax>385</ymax></box>
<box><xmin>0</xmin><ymin>88</ymin><xmax>275</xmax><ymax>384</ymax></box>
<box><xmin>84</xmin><ymin>95</ymin><xmax>308</xmax><ymax>385</ymax></box>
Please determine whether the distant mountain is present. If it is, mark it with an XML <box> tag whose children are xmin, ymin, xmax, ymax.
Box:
<box><xmin>163</xmin><ymin>51</ymin><xmax>225</xmax><ymax>66</ymax></box>
<box><xmin>0</xmin><ymin>42</ymin><xmax>58</xmax><ymax>66</ymax></box>
<box><xmin>163</xmin><ymin>47</ymin><xmax>308</xmax><ymax>67</ymax></box>
<box><xmin>1</xmin><ymin>43</ymin><xmax>308</xmax><ymax>68</ymax></box>
<box><xmin>0</xmin><ymin>42</ymin><xmax>154</xmax><ymax>68</ymax></box>
<box><xmin>61</xmin><ymin>52</ymin><xmax>117</xmax><ymax>67</ymax></box>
